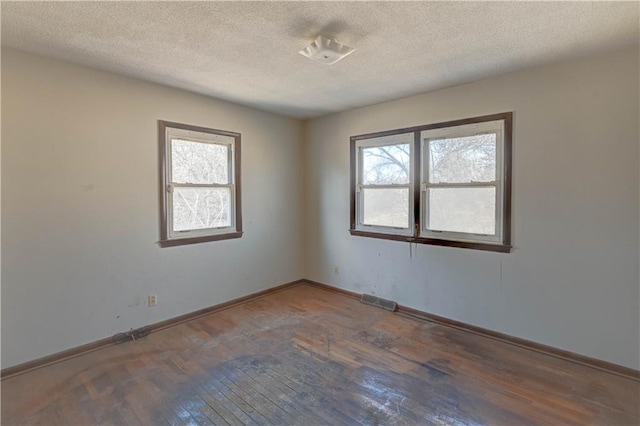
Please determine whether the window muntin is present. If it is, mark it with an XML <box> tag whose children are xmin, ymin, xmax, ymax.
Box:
<box><xmin>159</xmin><ymin>121</ymin><xmax>242</xmax><ymax>247</ymax></box>
<box><xmin>350</xmin><ymin>113</ymin><xmax>511</xmax><ymax>252</ymax></box>
<box><xmin>354</xmin><ymin>133</ymin><xmax>414</xmax><ymax>235</ymax></box>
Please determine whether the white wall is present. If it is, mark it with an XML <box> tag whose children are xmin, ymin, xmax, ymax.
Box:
<box><xmin>305</xmin><ymin>47</ymin><xmax>640</xmax><ymax>369</ymax></box>
<box><xmin>1</xmin><ymin>49</ymin><xmax>305</xmax><ymax>368</ymax></box>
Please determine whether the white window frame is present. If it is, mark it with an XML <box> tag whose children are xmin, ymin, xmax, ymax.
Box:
<box><xmin>420</xmin><ymin>120</ymin><xmax>504</xmax><ymax>245</ymax></box>
<box><xmin>159</xmin><ymin>121</ymin><xmax>242</xmax><ymax>247</ymax></box>
<box><xmin>354</xmin><ymin>133</ymin><xmax>415</xmax><ymax>236</ymax></box>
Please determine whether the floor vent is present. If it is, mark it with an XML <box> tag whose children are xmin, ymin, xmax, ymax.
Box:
<box><xmin>360</xmin><ymin>294</ymin><xmax>398</xmax><ymax>312</ymax></box>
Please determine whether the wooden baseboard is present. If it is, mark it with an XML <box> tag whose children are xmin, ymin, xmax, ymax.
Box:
<box><xmin>5</xmin><ymin>278</ymin><xmax>638</xmax><ymax>382</ymax></box>
<box><xmin>304</xmin><ymin>279</ymin><xmax>362</xmax><ymax>299</ymax></box>
<box><xmin>0</xmin><ymin>335</ymin><xmax>116</xmax><ymax>381</ymax></box>
<box><xmin>304</xmin><ymin>280</ymin><xmax>640</xmax><ymax>382</ymax></box>
<box><xmin>148</xmin><ymin>279</ymin><xmax>303</xmax><ymax>333</ymax></box>
<box><xmin>1</xmin><ymin>279</ymin><xmax>304</xmax><ymax>380</ymax></box>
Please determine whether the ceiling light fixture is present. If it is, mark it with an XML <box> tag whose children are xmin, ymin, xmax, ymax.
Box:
<box><xmin>299</xmin><ymin>35</ymin><xmax>355</xmax><ymax>65</ymax></box>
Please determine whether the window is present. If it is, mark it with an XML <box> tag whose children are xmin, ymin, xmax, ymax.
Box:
<box><xmin>356</xmin><ymin>132</ymin><xmax>414</xmax><ymax>233</ymax></box>
<box><xmin>159</xmin><ymin>121</ymin><xmax>242</xmax><ymax>247</ymax></box>
<box><xmin>350</xmin><ymin>113</ymin><xmax>512</xmax><ymax>252</ymax></box>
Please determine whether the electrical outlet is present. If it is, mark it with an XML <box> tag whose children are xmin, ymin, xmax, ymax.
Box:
<box><xmin>334</xmin><ymin>266</ymin><xmax>340</xmax><ymax>276</ymax></box>
<box><xmin>148</xmin><ymin>293</ymin><xmax>157</xmax><ymax>307</ymax></box>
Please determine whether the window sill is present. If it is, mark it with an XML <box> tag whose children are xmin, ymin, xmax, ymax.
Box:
<box><xmin>349</xmin><ymin>229</ymin><xmax>511</xmax><ymax>253</ymax></box>
<box><xmin>159</xmin><ymin>231</ymin><xmax>243</xmax><ymax>248</ymax></box>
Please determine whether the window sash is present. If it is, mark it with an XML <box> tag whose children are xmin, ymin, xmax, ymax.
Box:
<box><xmin>419</xmin><ymin>122</ymin><xmax>504</xmax><ymax>243</ymax></box>
<box><xmin>421</xmin><ymin>183</ymin><xmax>500</xmax><ymax>243</ymax></box>
<box><xmin>357</xmin><ymin>184</ymin><xmax>413</xmax><ymax>232</ymax></box>
<box><xmin>168</xmin><ymin>137</ymin><xmax>234</xmax><ymax>186</ymax></box>
<box><xmin>167</xmin><ymin>184</ymin><xmax>236</xmax><ymax>238</ymax></box>
<box><xmin>354</xmin><ymin>137</ymin><xmax>414</xmax><ymax>235</ymax></box>
<box><xmin>166</xmin><ymin>131</ymin><xmax>236</xmax><ymax>234</ymax></box>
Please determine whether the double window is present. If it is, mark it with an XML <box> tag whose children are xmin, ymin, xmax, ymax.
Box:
<box><xmin>159</xmin><ymin>121</ymin><xmax>242</xmax><ymax>247</ymax></box>
<box><xmin>351</xmin><ymin>113</ymin><xmax>512</xmax><ymax>252</ymax></box>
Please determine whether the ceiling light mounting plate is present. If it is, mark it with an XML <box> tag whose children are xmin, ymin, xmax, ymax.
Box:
<box><xmin>299</xmin><ymin>35</ymin><xmax>355</xmax><ymax>65</ymax></box>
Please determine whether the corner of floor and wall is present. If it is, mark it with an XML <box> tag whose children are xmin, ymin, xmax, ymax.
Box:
<box><xmin>302</xmin><ymin>46</ymin><xmax>640</xmax><ymax>372</ymax></box>
<box><xmin>0</xmin><ymin>48</ymin><xmax>308</xmax><ymax>371</ymax></box>
<box><xmin>2</xmin><ymin>45</ymin><xmax>639</xmax><ymax>374</ymax></box>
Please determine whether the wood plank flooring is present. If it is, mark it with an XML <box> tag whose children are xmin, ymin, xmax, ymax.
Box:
<box><xmin>2</xmin><ymin>284</ymin><xmax>638</xmax><ymax>425</ymax></box>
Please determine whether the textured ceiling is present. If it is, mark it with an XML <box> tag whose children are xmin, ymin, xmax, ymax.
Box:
<box><xmin>2</xmin><ymin>1</ymin><xmax>638</xmax><ymax>119</ymax></box>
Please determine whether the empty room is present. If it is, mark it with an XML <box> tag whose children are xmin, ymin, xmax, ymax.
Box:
<box><xmin>1</xmin><ymin>1</ymin><xmax>639</xmax><ymax>425</ymax></box>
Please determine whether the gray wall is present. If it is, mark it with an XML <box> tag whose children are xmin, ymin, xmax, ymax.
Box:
<box><xmin>304</xmin><ymin>47</ymin><xmax>640</xmax><ymax>369</ymax></box>
<box><xmin>3</xmin><ymin>47</ymin><xmax>639</xmax><ymax>371</ymax></box>
<box><xmin>1</xmin><ymin>49</ymin><xmax>305</xmax><ymax>368</ymax></box>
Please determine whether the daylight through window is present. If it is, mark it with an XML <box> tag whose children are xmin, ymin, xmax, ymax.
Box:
<box><xmin>350</xmin><ymin>113</ymin><xmax>512</xmax><ymax>252</ymax></box>
<box><xmin>159</xmin><ymin>121</ymin><xmax>242</xmax><ymax>247</ymax></box>
<box><xmin>358</xmin><ymin>133</ymin><xmax>413</xmax><ymax>231</ymax></box>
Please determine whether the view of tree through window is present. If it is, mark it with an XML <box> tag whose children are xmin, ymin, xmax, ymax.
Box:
<box><xmin>351</xmin><ymin>113</ymin><xmax>511</xmax><ymax>251</ymax></box>
<box><xmin>428</xmin><ymin>134</ymin><xmax>496</xmax><ymax>183</ymax></box>
<box><xmin>361</xmin><ymin>143</ymin><xmax>410</xmax><ymax>228</ymax></box>
<box><xmin>362</xmin><ymin>144</ymin><xmax>410</xmax><ymax>184</ymax></box>
<box><xmin>172</xmin><ymin>139</ymin><xmax>228</xmax><ymax>184</ymax></box>
<box><xmin>160</xmin><ymin>120</ymin><xmax>241</xmax><ymax>247</ymax></box>
<box><xmin>173</xmin><ymin>187</ymin><xmax>230</xmax><ymax>231</ymax></box>
<box><xmin>426</xmin><ymin>133</ymin><xmax>497</xmax><ymax>235</ymax></box>
<box><xmin>171</xmin><ymin>139</ymin><xmax>230</xmax><ymax>231</ymax></box>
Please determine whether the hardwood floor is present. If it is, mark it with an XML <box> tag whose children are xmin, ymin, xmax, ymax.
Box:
<box><xmin>2</xmin><ymin>283</ymin><xmax>638</xmax><ymax>425</ymax></box>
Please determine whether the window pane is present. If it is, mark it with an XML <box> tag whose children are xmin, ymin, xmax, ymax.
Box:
<box><xmin>362</xmin><ymin>188</ymin><xmax>409</xmax><ymax>228</ymax></box>
<box><xmin>172</xmin><ymin>139</ymin><xmax>229</xmax><ymax>184</ymax></box>
<box><xmin>427</xmin><ymin>187</ymin><xmax>495</xmax><ymax>235</ymax></box>
<box><xmin>428</xmin><ymin>134</ymin><xmax>496</xmax><ymax>183</ymax></box>
<box><xmin>362</xmin><ymin>144</ymin><xmax>410</xmax><ymax>184</ymax></box>
<box><xmin>173</xmin><ymin>187</ymin><xmax>231</xmax><ymax>231</ymax></box>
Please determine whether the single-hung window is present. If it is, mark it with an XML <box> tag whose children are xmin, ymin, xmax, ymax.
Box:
<box><xmin>354</xmin><ymin>133</ymin><xmax>414</xmax><ymax>235</ymax></box>
<box><xmin>421</xmin><ymin>119</ymin><xmax>504</xmax><ymax>244</ymax></box>
<box><xmin>159</xmin><ymin>121</ymin><xmax>242</xmax><ymax>247</ymax></box>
